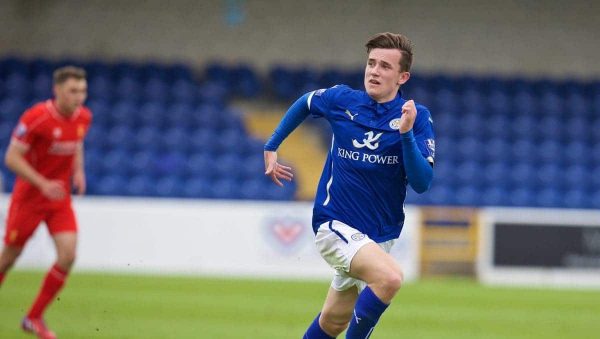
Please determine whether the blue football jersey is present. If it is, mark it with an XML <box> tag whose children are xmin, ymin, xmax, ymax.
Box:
<box><xmin>307</xmin><ymin>85</ymin><xmax>435</xmax><ymax>242</ymax></box>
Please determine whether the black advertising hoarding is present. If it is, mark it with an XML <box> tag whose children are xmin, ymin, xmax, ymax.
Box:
<box><xmin>493</xmin><ymin>223</ymin><xmax>600</xmax><ymax>268</ymax></box>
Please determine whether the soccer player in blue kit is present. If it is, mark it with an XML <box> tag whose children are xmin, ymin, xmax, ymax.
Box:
<box><xmin>264</xmin><ymin>32</ymin><xmax>435</xmax><ymax>338</ymax></box>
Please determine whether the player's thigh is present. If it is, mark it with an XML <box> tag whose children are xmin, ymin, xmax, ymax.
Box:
<box><xmin>3</xmin><ymin>201</ymin><xmax>45</xmax><ymax>247</ymax></box>
<box><xmin>315</xmin><ymin>220</ymin><xmax>375</xmax><ymax>273</ymax></box>
<box><xmin>46</xmin><ymin>205</ymin><xmax>78</xmax><ymax>258</ymax></box>
<box><xmin>320</xmin><ymin>286</ymin><xmax>359</xmax><ymax>325</ymax></box>
<box><xmin>46</xmin><ymin>204</ymin><xmax>78</xmax><ymax>236</ymax></box>
<box><xmin>348</xmin><ymin>242</ymin><xmax>402</xmax><ymax>285</ymax></box>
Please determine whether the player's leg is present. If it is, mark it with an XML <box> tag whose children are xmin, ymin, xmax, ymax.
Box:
<box><xmin>0</xmin><ymin>245</ymin><xmax>24</xmax><ymax>286</ymax></box>
<box><xmin>24</xmin><ymin>205</ymin><xmax>77</xmax><ymax>339</ymax></box>
<box><xmin>345</xmin><ymin>242</ymin><xmax>402</xmax><ymax>338</ymax></box>
<box><xmin>305</xmin><ymin>284</ymin><xmax>358</xmax><ymax>338</ymax></box>
<box><xmin>1</xmin><ymin>201</ymin><xmax>44</xmax><ymax>286</ymax></box>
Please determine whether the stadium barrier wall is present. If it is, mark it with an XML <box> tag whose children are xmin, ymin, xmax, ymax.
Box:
<box><xmin>0</xmin><ymin>195</ymin><xmax>420</xmax><ymax>282</ymax></box>
<box><xmin>478</xmin><ymin>207</ymin><xmax>600</xmax><ymax>289</ymax></box>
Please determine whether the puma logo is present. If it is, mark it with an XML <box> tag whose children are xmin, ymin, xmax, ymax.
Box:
<box><xmin>345</xmin><ymin>109</ymin><xmax>358</xmax><ymax>121</ymax></box>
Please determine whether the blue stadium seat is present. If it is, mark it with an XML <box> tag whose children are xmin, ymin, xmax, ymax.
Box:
<box><xmin>186</xmin><ymin>152</ymin><xmax>215</xmax><ymax>179</ymax></box>
<box><xmin>481</xmin><ymin>187</ymin><xmax>509</xmax><ymax>206</ymax></box>
<box><xmin>114</xmin><ymin>76</ymin><xmax>141</xmax><ymax>101</ymax></box>
<box><xmin>455</xmin><ymin>137</ymin><xmax>480</xmax><ymax>162</ymax></box>
<box><xmin>455</xmin><ymin>161</ymin><xmax>484</xmax><ymax>187</ymax></box>
<box><xmin>86</xmin><ymin>99</ymin><xmax>111</xmax><ymax>129</ymax></box>
<box><xmin>138</xmin><ymin>102</ymin><xmax>166</xmax><ymax>127</ymax></box>
<box><xmin>425</xmin><ymin>185</ymin><xmax>454</xmax><ymax>206</ymax></box>
<box><xmin>214</xmin><ymin>128</ymin><xmax>246</xmax><ymax>154</ymax></box>
<box><xmin>189</xmin><ymin>128</ymin><xmax>219</xmax><ymax>154</ymax></box>
<box><xmin>510</xmin><ymin>139</ymin><xmax>536</xmax><ymax>163</ymax></box>
<box><xmin>183</xmin><ymin>177</ymin><xmax>212</xmax><ymax>198</ymax></box>
<box><xmin>564</xmin><ymin>165</ymin><xmax>587</xmax><ymax>191</ymax></box>
<box><xmin>126</xmin><ymin>175</ymin><xmax>157</xmax><ymax>196</ymax></box>
<box><xmin>102</xmin><ymin>149</ymin><xmax>132</xmax><ymax>175</ymax></box>
<box><xmin>96</xmin><ymin>174</ymin><xmax>128</xmax><ymax>196</ymax></box>
<box><xmin>132</xmin><ymin>126</ymin><xmax>160</xmax><ymax>152</ymax></box>
<box><xmin>536</xmin><ymin>164</ymin><xmax>563</xmax><ymax>190</ymax></box>
<box><xmin>88</xmin><ymin>75</ymin><xmax>113</xmax><ymax>101</ymax></box>
<box><xmin>4</xmin><ymin>73</ymin><xmax>30</xmax><ymax>100</ymax></box>
<box><xmin>239</xmin><ymin>178</ymin><xmax>267</xmax><ymax>200</ymax></box>
<box><xmin>512</xmin><ymin>90</ymin><xmax>537</xmax><ymax>116</ymax></box>
<box><xmin>165</xmin><ymin>103</ymin><xmax>194</xmax><ymax>128</ymax></box>
<box><xmin>510</xmin><ymin>163</ymin><xmax>537</xmax><ymax>188</ymax></box>
<box><xmin>143</xmin><ymin>77</ymin><xmax>169</xmax><ymax>103</ymax></box>
<box><xmin>31</xmin><ymin>74</ymin><xmax>52</xmax><ymax>101</ymax></box>
<box><xmin>231</xmin><ymin>64</ymin><xmax>261</xmax><ymax>98</ymax></box>
<box><xmin>536</xmin><ymin>188</ymin><xmax>562</xmax><ymax>208</ymax></box>
<box><xmin>487</xmin><ymin>89</ymin><xmax>511</xmax><ymax>115</ymax></box>
<box><xmin>483</xmin><ymin>162</ymin><xmax>511</xmax><ymax>189</ymax></box>
<box><xmin>155</xmin><ymin>176</ymin><xmax>185</xmax><ymax>197</ymax></box>
<box><xmin>455</xmin><ymin>186</ymin><xmax>480</xmax><ymax>206</ymax></box>
<box><xmin>591</xmin><ymin>191</ymin><xmax>600</xmax><ymax>209</ymax></box>
<box><xmin>155</xmin><ymin>152</ymin><xmax>188</xmax><ymax>177</ymax></box>
<box><xmin>538</xmin><ymin>116</ymin><xmax>562</xmax><ymax>141</ymax></box>
<box><xmin>508</xmin><ymin>188</ymin><xmax>535</xmax><ymax>207</ymax></box>
<box><xmin>563</xmin><ymin>189</ymin><xmax>589</xmax><ymax>209</ymax></box>
<box><xmin>565</xmin><ymin>117</ymin><xmax>590</xmax><ymax>142</ymax></box>
<box><xmin>162</xmin><ymin>128</ymin><xmax>191</xmax><ymax>153</ymax></box>
<box><xmin>198</xmin><ymin>82</ymin><xmax>228</xmax><ymax>106</ymax></box>
<box><xmin>210</xmin><ymin>178</ymin><xmax>239</xmax><ymax>199</ymax></box>
<box><xmin>105</xmin><ymin>125</ymin><xmax>136</xmax><ymax>152</ymax></box>
<box><xmin>213</xmin><ymin>153</ymin><xmax>243</xmax><ymax>179</ymax></box>
<box><xmin>0</xmin><ymin>98</ymin><xmax>28</xmax><ymax>124</ymax></box>
<box><xmin>484</xmin><ymin>138</ymin><xmax>510</xmax><ymax>162</ymax></box>
<box><xmin>110</xmin><ymin>100</ymin><xmax>138</xmax><ymax>127</ymax></box>
<box><xmin>130</xmin><ymin>150</ymin><xmax>159</xmax><ymax>176</ymax></box>
<box><xmin>83</xmin><ymin>148</ymin><xmax>103</xmax><ymax>177</ymax></box>
<box><xmin>538</xmin><ymin>89</ymin><xmax>563</xmax><ymax>116</ymax></box>
<box><xmin>170</xmin><ymin>79</ymin><xmax>197</xmax><ymax>104</ymax></box>
<box><xmin>538</xmin><ymin>140</ymin><xmax>563</xmax><ymax>164</ymax></box>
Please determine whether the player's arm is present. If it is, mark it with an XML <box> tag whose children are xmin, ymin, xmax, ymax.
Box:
<box><xmin>72</xmin><ymin>143</ymin><xmax>86</xmax><ymax>195</ymax></box>
<box><xmin>264</xmin><ymin>92</ymin><xmax>312</xmax><ymax>186</ymax></box>
<box><xmin>4</xmin><ymin>141</ymin><xmax>66</xmax><ymax>200</ymax></box>
<box><xmin>399</xmin><ymin>100</ymin><xmax>433</xmax><ymax>193</ymax></box>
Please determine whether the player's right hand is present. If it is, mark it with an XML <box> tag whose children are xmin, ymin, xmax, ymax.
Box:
<box><xmin>40</xmin><ymin>179</ymin><xmax>67</xmax><ymax>200</ymax></box>
<box><xmin>264</xmin><ymin>151</ymin><xmax>293</xmax><ymax>187</ymax></box>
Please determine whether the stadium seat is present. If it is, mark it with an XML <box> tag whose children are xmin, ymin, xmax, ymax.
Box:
<box><xmin>182</xmin><ymin>177</ymin><xmax>212</xmax><ymax>198</ymax></box>
<box><xmin>210</xmin><ymin>178</ymin><xmax>239</xmax><ymax>199</ymax></box>
<box><xmin>125</xmin><ymin>175</ymin><xmax>157</xmax><ymax>196</ymax></box>
<box><xmin>156</xmin><ymin>176</ymin><xmax>185</xmax><ymax>197</ymax></box>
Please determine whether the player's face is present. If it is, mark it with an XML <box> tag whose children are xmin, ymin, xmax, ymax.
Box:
<box><xmin>54</xmin><ymin>78</ymin><xmax>88</xmax><ymax>114</ymax></box>
<box><xmin>364</xmin><ymin>48</ymin><xmax>410</xmax><ymax>103</ymax></box>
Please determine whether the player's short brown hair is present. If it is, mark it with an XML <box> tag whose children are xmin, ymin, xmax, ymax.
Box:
<box><xmin>365</xmin><ymin>32</ymin><xmax>413</xmax><ymax>72</ymax></box>
<box><xmin>53</xmin><ymin>66</ymin><xmax>87</xmax><ymax>85</ymax></box>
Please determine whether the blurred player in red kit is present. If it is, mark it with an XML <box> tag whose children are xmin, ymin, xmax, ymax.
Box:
<box><xmin>0</xmin><ymin>66</ymin><xmax>92</xmax><ymax>339</ymax></box>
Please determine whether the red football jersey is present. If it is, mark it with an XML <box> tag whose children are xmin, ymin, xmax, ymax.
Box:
<box><xmin>10</xmin><ymin>99</ymin><xmax>92</xmax><ymax>207</ymax></box>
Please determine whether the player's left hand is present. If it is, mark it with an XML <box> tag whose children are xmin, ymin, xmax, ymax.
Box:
<box><xmin>399</xmin><ymin>99</ymin><xmax>417</xmax><ymax>133</ymax></box>
<box><xmin>73</xmin><ymin>170</ymin><xmax>86</xmax><ymax>195</ymax></box>
<box><xmin>264</xmin><ymin>151</ymin><xmax>293</xmax><ymax>187</ymax></box>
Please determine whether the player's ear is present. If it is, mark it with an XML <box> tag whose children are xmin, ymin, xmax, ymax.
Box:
<box><xmin>398</xmin><ymin>72</ymin><xmax>410</xmax><ymax>86</ymax></box>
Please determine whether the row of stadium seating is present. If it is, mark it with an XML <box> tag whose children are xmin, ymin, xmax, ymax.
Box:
<box><xmin>0</xmin><ymin>57</ymin><xmax>599</xmax><ymax>208</ymax></box>
<box><xmin>0</xmin><ymin>58</ymin><xmax>296</xmax><ymax>200</ymax></box>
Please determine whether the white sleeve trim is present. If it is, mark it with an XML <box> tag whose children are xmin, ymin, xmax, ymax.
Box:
<box><xmin>307</xmin><ymin>91</ymin><xmax>316</xmax><ymax>110</ymax></box>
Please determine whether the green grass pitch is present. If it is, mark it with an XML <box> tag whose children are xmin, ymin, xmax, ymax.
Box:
<box><xmin>1</xmin><ymin>270</ymin><xmax>599</xmax><ymax>338</ymax></box>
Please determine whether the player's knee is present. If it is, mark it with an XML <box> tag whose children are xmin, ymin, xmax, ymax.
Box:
<box><xmin>0</xmin><ymin>248</ymin><xmax>22</xmax><ymax>272</ymax></box>
<box><xmin>57</xmin><ymin>252</ymin><xmax>76</xmax><ymax>270</ymax></box>
<box><xmin>320</xmin><ymin>311</ymin><xmax>350</xmax><ymax>336</ymax></box>
<box><xmin>0</xmin><ymin>257</ymin><xmax>17</xmax><ymax>273</ymax></box>
<box><xmin>381</xmin><ymin>268</ymin><xmax>403</xmax><ymax>295</ymax></box>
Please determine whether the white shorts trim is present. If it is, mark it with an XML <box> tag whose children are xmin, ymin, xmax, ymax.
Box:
<box><xmin>315</xmin><ymin>220</ymin><xmax>395</xmax><ymax>291</ymax></box>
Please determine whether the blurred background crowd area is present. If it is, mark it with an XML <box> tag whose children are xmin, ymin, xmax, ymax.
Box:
<box><xmin>0</xmin><ymin>0</ymin><xmax>599</xmax><ymax>208</ymax></box>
